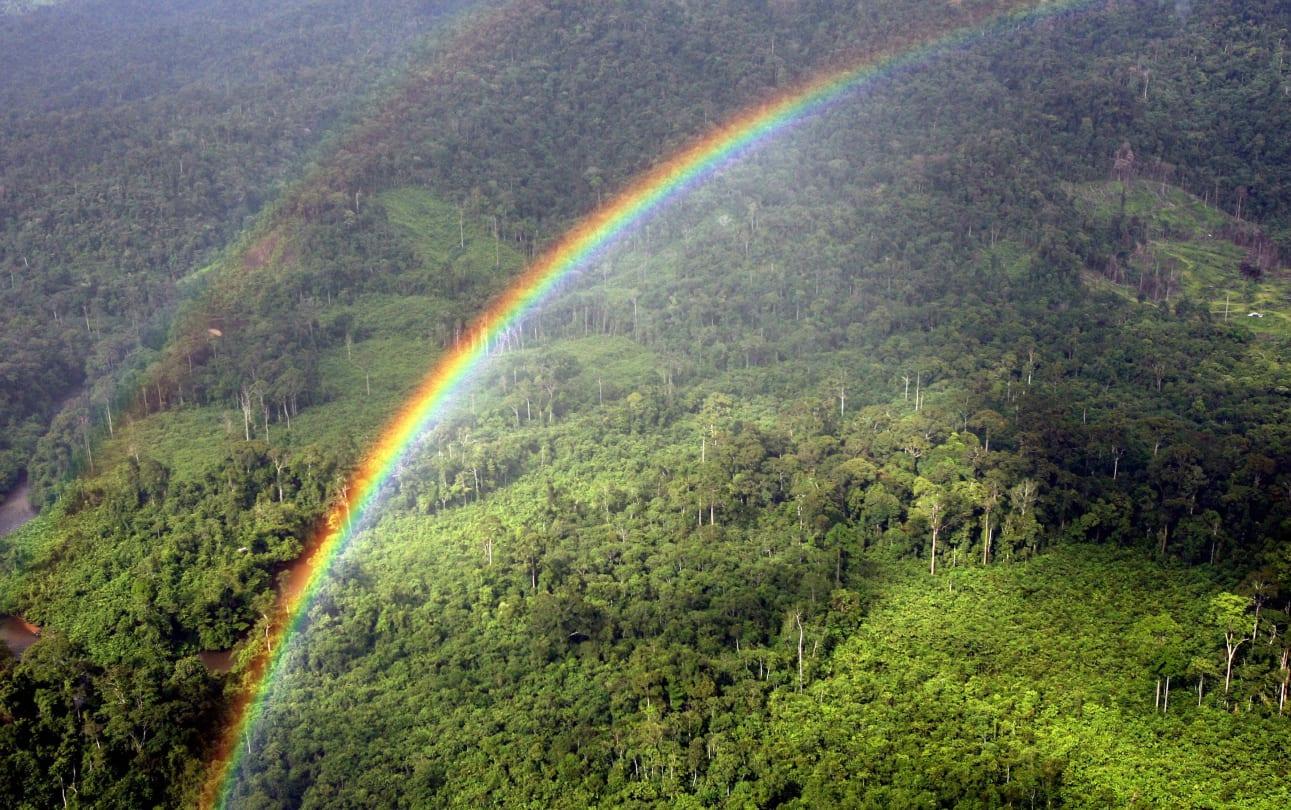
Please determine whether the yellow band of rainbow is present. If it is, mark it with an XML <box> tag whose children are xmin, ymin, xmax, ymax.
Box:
<box><xmin>207</xmin><ymin>1</ymin><xmax>1096</xmax><ymax>804</ymax></box>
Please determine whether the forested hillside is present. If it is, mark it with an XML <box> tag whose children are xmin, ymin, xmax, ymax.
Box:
<box><xmin>0</xmin><ymin>0</ymin><xmax>455</xmax><ymax>501</ymax></box>
<box><xmin>1</xmin><ymin>0</ymin><xmax>1290</xmax><ymax>807</ymax></box>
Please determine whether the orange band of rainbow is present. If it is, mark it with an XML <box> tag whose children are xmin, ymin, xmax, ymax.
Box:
<box><xmin>207</xmin><ymin>1</ymin><xmax>1094</xmax><ymax>804</ymax></box>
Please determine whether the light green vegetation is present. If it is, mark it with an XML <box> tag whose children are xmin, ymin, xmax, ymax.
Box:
<box><xmin>1075</xmin><ymin>179</ymin><xmax>1231</xmax><ymax>235</ymax></box>
<box><xmin>86</xmin><ymin>188</ymin><xmax>517</xmax><ymax>485</ymax></box>
<box><xmin>382</xmin><ymin>188</ymin><xmax>505</xmax><ymax>271</ymax></box>
<box><xmin>0</xmin><ymin>0</ymin><xmax>442</xmax><ymax>500</ymax></box>
<box><xmin>1074</xmin><ymin>179</ymin><xmax>1291</xmax><ymax>337</ymax></box>
<box><xmin>99</xmin><ymin>409</ymin><xmax>233</xmax><ymax>483</ymax></box>
<box><xmin>0</xmin><ymin>189</ymin><xmax>524</xmax><ymax>663</ymax></box>
<box><xmin>4</xmin><ymin>2</ymin><xmax>1291</xmax><ymax>807</ymax></box>
<box><xmin>0</xmin><ymin>512</ymin><xmax>56</xmax><ymax>609</ymax></box>
<box><xmin>779</xmin><ymin>548</ymin><xmax>1291</xmax><ymax>807</ymax></box>
<box><xmin>1155</xmin><ymin>240</ymin><xmax>1291</xmax><ymax>337</ymax></box>
<box><xmin>228</xmin><ymin>66</ymin><xmax>1291</xmax><ymax>800</ymax></box>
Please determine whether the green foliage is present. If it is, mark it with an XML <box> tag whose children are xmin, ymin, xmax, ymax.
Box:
<box><xmin>0</xmin><ymin>0</ymin><xmax>444</xmax><ymax>496</ymax></box>
<box><xmin>773</xmin><ymin>549</ymin><xmax>1291</xmax><ymax>808</ymax></box>
<box><xmin>1075</xmin><ymin>180</ymin><xmax>1291</xmax><ymax>337</ymax></box>
<box><xmin>2</xmin><ymin>0</ymin><xmax>1291</xmax><ymax>806</ymax></box>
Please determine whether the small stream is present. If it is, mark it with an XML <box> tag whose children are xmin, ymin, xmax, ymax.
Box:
<box><xmin>0</xmin><ymin>481</ymin><xmax>41</xmax><ymax>659</ymax></box>
<box><xmin>0</xmin><ymin>477</ymin><xmax>36</xmax><ymax>537</ymax></box>
<box><xmin>197</xmin><ymin>548</ymin><xmax>315</xmax><ymax>672</ymax></box>
<box><xmin>274</xmin><ymin>543</ymin><xmax>317</xmax><ymax>606</ymax></box>
<box><xmin>198</xmin><ymin>648</ymin><xmax>235</xmax><ymax>673</ymax></box>
<box><xmin>0</xmin><ymin>471</ymin><xmax>318</xmax><ymax>670</ymax></box>
<box><xmin>1</xmin><ymin>615</ymin><xmax>40</xmax><ymax>658</ymax></box>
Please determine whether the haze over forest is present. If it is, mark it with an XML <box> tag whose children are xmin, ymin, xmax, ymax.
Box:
<box><xmin>1</xmin><ymin>1</ymin><xmax>1290</xmax><ymax>807</ymax></box>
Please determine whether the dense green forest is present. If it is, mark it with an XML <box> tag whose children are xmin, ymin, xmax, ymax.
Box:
<box><xmin>1</xmin><ymin>0</ymin><xmax>1290</xmax><ymax>807</ymax></box>
<box><xmin>0</xmin><ymin>0</ymin><xmax>458</xmax><ymax>500</ymax></box>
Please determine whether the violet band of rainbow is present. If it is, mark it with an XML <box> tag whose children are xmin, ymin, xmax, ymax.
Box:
<box><xmin>209</xmin><ymin>1</ymin><xmax>1101</xmax><ymax>805</ymax></box>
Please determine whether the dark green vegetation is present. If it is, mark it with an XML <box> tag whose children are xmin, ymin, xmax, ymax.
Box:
<box><xmin>2</xmin><ymin>0</ymin><xmax>1291</xmax><ymax>807</ymax></box>
<box><xmin>0</xmin><ymin>0</ymin><xmax>453</xmax><ymax>502</ymax></box>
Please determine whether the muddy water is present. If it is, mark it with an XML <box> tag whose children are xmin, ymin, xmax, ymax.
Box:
<box><xmin>198</xmin><ymin>548</ymin><xmax>315</xmax><ymax>672</ymax></box>
<box><xmin>1</xmin><ymin>615</ymin><xmax>40</xmax><ymax>658</ymax></box>
<box><xmin>1</xmin><ymin>478</ymin><xmax>42</xmax><ymax>659</ymax></box>
<box><xmin>199</xmin><ymin>648</ymin><xmax>235</xmax><ymax>673</ymax></box>
<box><xmin>0</xmin><ymin>478</ymin><xmax>36</xmax><ymax>537</ymax></box>
<box><xmin>275</xmin><ymin>543</ymin><xmax>317</xmax><ymax>604</ymax></box>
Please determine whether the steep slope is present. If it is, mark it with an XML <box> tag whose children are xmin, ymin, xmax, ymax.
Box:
<box><xmin>0</xmin><ymin>0</ymin><xmax>456</xmax><ymax>502</ymax></box>
<box><xmin>225</xmin><ymin>21</ymin><xmax>1291</xmax><ymax>792</ymax></box>
<box><xmin>2</xmin><ymin>0</ymin><xmax>1290</xmax><ymax>807</ymax></box>
<box><xmin>218</xmin><ymin>2</ymin><xmax>1291</xmax><ymax>804</ymax></box>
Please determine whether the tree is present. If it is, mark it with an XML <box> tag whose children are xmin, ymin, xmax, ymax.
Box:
<box><xmin>1000</xmin><ymin>479</ymin><xmax>1040</xmax><ymax>560</ymax></box>
<box><xmin>913</xmin><ymin>477</ymin><xmax>949</xmax><ymax>575</ymax></box>
<box><xmin>979</xmin><ymin>472</ymin><xmax>1005</xmax><ymax>565</ymax></box>
<box><xmin>1210</xmin><ymin>593</ymin><xmax>1249</xmax><ymax>699</ymax></box>
<box><xmin>1187</xmin><ymin>654</ymin><xmax>1222</xmax><ymax>707</ymax></box>
<box><xmin>1131</xmin><ymin>613</ymin><xmax>1185</xmax><ymax>712</ymax></box>
<box><xmin>794</xmin><ymin>610</ymin><xmax>805</xmax><ymax>692</ymax></box>
<box><xmin>968</xmin><ymin>409</ymin><xmax>1007</xmax><ymax>455</ymax></box>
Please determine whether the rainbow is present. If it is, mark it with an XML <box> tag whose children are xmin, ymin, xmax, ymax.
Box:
<box><xmin>207</xmin><ymin>0</ymin><xmax>1097</xmax><ymax>804</ymax></box>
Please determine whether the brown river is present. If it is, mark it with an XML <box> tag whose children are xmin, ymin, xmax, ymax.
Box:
<box><xmin>1</xmin><ymin>615</ymin><xmax>40</xmax><ymax>658</ymax></box>
<box><xmin>0</xmin><ymin>474</ymin><xmax>318</xmax><ymax>669</ymax></box>
<box><xmin>0</xmin><ymin>479</ymin><xmax>41</xmax><ymax>659</ymax></box>
<box><xmin>0</xmin><ymin>478</ymin><xmax>36</xmax><ymax>537</ymax></box>
<box><xmin>196</xmin><ymin>548</ymin><xmax>315</xmax><ymax>672</ymax></box>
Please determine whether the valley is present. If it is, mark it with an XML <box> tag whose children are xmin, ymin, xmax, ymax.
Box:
<box><xmin>1</xmin><ymin>1</ymin><xmax>1290</xmax><ymax>807</ymax></box>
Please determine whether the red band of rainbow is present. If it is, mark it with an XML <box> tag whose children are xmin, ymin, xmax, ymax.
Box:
<box><xmin>206</xmin><ymin>2</ymin><xmax>1096</xmax><ymax>804</ymax></box>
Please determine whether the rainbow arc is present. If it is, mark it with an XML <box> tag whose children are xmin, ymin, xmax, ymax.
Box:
<box><xmin>207</xmin><ymin>2</ymin><xmax>1096</xmax><ymax>805</ymax></box>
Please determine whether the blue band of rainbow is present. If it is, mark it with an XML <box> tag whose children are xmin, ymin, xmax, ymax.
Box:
<box><xmin>207</xmin><ymin>2</ymin><xmax>1098</xmax><ymax>804</ymax></box>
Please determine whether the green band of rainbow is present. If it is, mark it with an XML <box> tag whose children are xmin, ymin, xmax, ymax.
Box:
<box><xmin>208</xmin><ymin>0</ymin><xmax>1098</xmax><ymax>804</ymax></box>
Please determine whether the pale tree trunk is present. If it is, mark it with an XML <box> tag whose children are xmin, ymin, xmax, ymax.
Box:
<box><xmin>982</xmin><ymin>512</ymin><xmax>992</xmax><ymax>565</ymax></box>
<box><xmin>238</xmin><ymin>387</ymin><xmax>254</xmax><ymax>441</ymax></box>
<box><xmin>272</xmin><ymin>456</ymin><xmax>286</xmax><ymax>502</ymax></box>
<box><xmin>795</xmin><ymin>611</ymin><xmax>805</xmax><ymax>693</ymax></box>
<box><xmin>1224</xmin><ymin>632</ymin><xmax>1245</xmax><ymax>697</ymax></box>
<box><xmin>1251</xmin><ymin>594</ymin><xmax>1264</xmax><ymax>642</ymax></box>
<box><xmin>1280</xmin><ymin>649</ymin><xmax>1289</xmax><ymax>715</ymax></box>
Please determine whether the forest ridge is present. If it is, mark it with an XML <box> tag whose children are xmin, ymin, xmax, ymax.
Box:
<box><xmin>0</xmin><ymin>1</ymin><xmax>1289</xmax><ymax>807</ymax></box>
